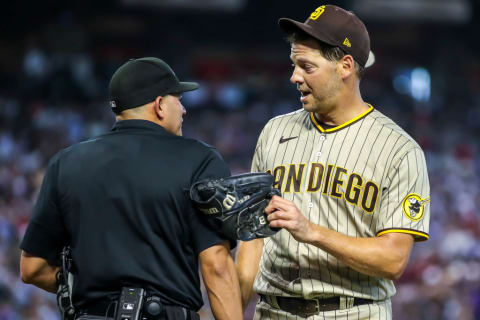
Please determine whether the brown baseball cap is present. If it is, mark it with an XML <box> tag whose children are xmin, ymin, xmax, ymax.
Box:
<box><xmin>279</xmin><ymin>5</ymin><xmax>370</xmax><ymax>67</ymax></box>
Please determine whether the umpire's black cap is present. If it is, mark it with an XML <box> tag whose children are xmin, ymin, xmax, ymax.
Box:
<box><xmin>279</xmin><ymin>5</ymin><xmax>370</xmax><ymax>67</ymax></box>
<box><xmin>109</xmin><ymin>57</ymin><xmax>199</xmax><ymax>113</ymax></box>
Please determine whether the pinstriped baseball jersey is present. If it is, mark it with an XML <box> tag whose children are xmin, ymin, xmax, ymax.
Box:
<box><xmin>251</xmin><ymin>105</ymin><xmax>430</xmax><ymax>301</ymax></box>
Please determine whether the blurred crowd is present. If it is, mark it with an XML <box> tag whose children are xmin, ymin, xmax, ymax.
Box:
<box><xmin>1</xmin><ymin>4</ymin><xmax>479</xmax><ymax>320</ymax></box>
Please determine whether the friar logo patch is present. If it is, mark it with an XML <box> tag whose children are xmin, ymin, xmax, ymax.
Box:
<box><xmin>402</xmin><ymin>193</ymin><xmax>430</xmax><ymax>221</ymax></box>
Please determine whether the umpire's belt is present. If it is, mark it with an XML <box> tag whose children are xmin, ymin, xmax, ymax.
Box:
<box><xmin>78</xmin><ymin>298</ymin><xmax>199</xmax><ymax>320</ymax></box>
<box><xmin>260</xmin><ymin>294</ymin><xmax>373</xmax><ymax>317</ymax></box>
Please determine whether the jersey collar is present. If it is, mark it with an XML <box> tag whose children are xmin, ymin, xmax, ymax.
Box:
<box><xmin>310</xmin><ymin>104</ymin><xmax>374</xmax><ymax>134</ymax></box>
<box><xmin>111</xmin><ymin>119</ymin><xmax>170</xmax><ymax>135</ymax></box>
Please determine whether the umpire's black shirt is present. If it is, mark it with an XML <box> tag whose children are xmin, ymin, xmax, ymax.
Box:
<box><xmin>20</xmin><ymin>119</ymin><xmax>231</xmax><ymax>310</ymax></box>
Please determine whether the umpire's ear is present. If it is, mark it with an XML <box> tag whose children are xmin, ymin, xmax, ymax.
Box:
<box><xmin>153</xmin><ymin>96</ymin><xmax>165</xmax><ymax>120</ymax></box>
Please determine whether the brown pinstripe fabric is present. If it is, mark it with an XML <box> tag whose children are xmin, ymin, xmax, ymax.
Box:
<box><xmin>250</xmin><ymin>106</ymin><xmax>430</xmax><ymax>313</ymax></box>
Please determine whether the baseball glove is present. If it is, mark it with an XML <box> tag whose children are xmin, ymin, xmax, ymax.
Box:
<box><xmin>190</xmin><ymin>173</ymin><xmax>281</xmax><ymax>241</ymax></box>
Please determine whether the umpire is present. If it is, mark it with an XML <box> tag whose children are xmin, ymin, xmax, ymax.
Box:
<box><xmin>19</xmin><ymin>57</ymin><xmax>242</xmax><ymax>320</ymax></box>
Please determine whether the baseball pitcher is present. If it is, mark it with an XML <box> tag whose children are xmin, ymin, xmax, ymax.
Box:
<box><xmin>236</xmin><ymin>5</ymin><xmax>430</xmax><ymax>320</ymax></box>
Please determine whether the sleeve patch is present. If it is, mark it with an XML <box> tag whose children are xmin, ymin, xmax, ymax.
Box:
<box><xmin>402</xmin><ymin>193</ymin><xmax>430</xmax><ymax>221</ymax></box>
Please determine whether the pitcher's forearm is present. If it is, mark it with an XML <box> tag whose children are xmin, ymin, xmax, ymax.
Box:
<box><xmin>307</xmin><ymin>225</ymin><xmax>414</xmax><ymax>280</ymax></box>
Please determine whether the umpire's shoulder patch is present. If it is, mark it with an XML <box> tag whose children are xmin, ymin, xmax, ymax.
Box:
<box><xmin>402</xmin><ymin>193</ymin><xmax>430</xmax><ymax>221</ymax></box>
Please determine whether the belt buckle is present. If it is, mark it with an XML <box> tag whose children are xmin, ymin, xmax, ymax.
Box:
<box><xmin>314</xmin><ymin>298</ymin><xmax>321</xmax><ymax>313</ymax></box>
<box><xmin>311</xmin><ymin>297</ymin><xmax>336</xmax><ymax>313</ymax></box>
<box><xmin>295</xmin><ymin>298</ymin><xmax>320</xmax><ymax>318</ymax></box>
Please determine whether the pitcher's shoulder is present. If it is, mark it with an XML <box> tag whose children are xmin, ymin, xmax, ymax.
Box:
<box><xmin>369</xmin><ymin>108</ymin><xmax>423</xmax><ymax>154</ymax></box>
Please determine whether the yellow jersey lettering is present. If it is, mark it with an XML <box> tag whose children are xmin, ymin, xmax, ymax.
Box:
<box><xmin>322</xmin><ymin>164</ymin><xmax>334</xmax><ymax>195</ymax></box>
<box><xmin>284</xmin><ymin>164</ymin><xmax>305</xmax><ymax>193</ymax></box>
<box><xmin>361</xmin><ymin>181</ymin><xmax>379</xmax><ymax>213</ymax></box>
<box><xmin>307</xmin><ymin>163</ymin><xmax>324</xmax><ymax>192</ymax></box>
<box><xmin>345</xmin><ymin>173</ymin><xmax>363</xmax><ymax>206</ymax></box>
<box><xmin>330</xmin><ymin>167</ymin><xmax>347</xmax><ymax>198</ymax></box>
<box><xmin>273</xmin><ymin>166</ymin><xmax>286</xmax><ymax>191</ymax></box>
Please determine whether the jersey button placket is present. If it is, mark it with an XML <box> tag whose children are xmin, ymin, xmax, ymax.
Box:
<box><xmin>310</xmin><ymin>132</ymin><xmax>326</xmax><ymax>162</ymax></box>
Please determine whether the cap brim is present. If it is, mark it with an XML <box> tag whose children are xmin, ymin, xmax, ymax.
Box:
<box><xmin>279</xmin><ymin>18</ymin><xmax>309</xmax><ymax>34</ymax></box>
<box><xmin>365</xmin><ymin>51</ymin><xmax>375</xmax><ymax>68</ymax></box>
<box><xmin>175</xmin><ymin>81</ymin><xmax>199</xmax><ymax>93</ymax></box>
<box><xmin>278</xmin><ymin>18</ymin><xmax>338</xmax><ymax>48</ymax></box>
